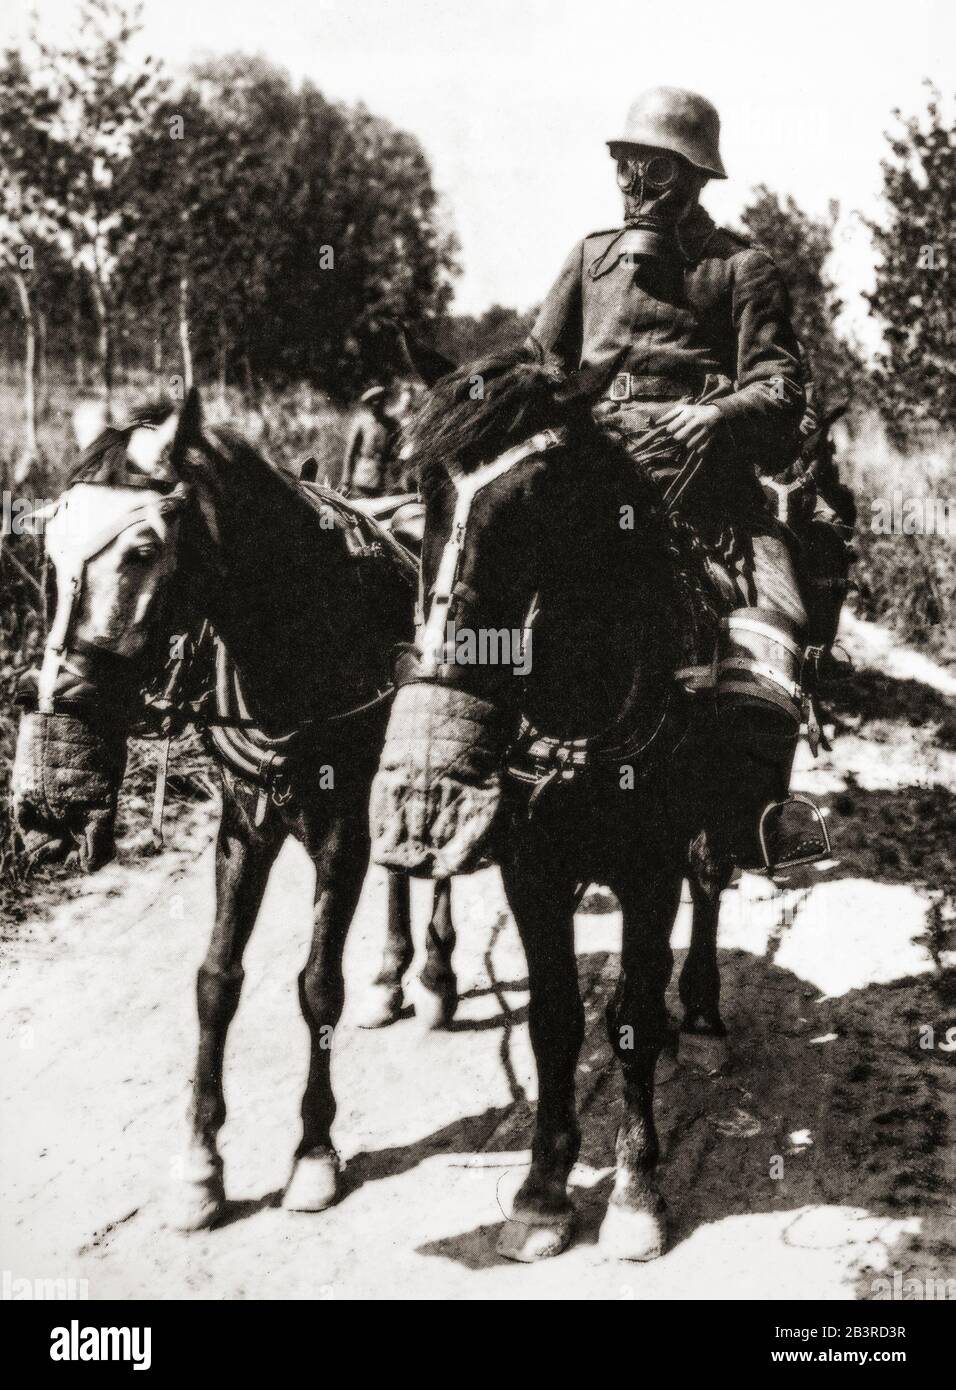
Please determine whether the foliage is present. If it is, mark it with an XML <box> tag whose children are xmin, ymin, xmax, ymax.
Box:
<box><xmin>866</xmin><ymin>85</ymin><xmax>955</xmax><ymax>444</ymax></box>
<box><xmin>436</xmin><ymin>303</ymin><xmax>536</xmax><ymax>364</ymax></box>
<box><xmin>0</xmin><ymin>5</ymin><xmax>458</xmax><ymax>403</ymax></box>
<box><xmin>739</xmin><ymin>186</ymin><xmax>865</xmax><ymax>413</ymax></box>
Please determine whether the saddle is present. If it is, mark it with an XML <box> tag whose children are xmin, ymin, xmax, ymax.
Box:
<box><xmin>349</xmin><ymin>491</ymin><xmax>425</xmax><ymax>557</ymax></box>
<box><xmin>298</xmin><ymin>456</ymin><xmax>425</xmax><ymax>557</ymax></box>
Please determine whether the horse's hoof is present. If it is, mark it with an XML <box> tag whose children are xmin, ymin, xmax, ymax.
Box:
<box><xmin>171</xmin><ymin>1173</ymin><xmax>226</xmax><ymax>1232</ymax></box>
<box><xmin>598</xmin><ymin>1202</ymin><xmax>667</xmax><ymax>1262</ymax></box>
<box><xmin>409</xmin><ymin>975</ymin><xmax>457</xmax><ymax>1030</ymax></box>
<box><xmin>496</xmin><ymin>1211</ymin><xmax>574</xmax><ymax>1263</ymax></box>
<box><xmin>679</xmin><ymin>1029</ymin><xmax>729</xmax><ymax>1073</ymax></box>
<box><xmin>355</xmin><ymin>984</ymin><xmax>405</xmax><ymax>1029</ymax></box>
<box><xmin>282</xmin><ymin>1152</ymin><xmax>341</xmax><ymax>1212</ymax></box>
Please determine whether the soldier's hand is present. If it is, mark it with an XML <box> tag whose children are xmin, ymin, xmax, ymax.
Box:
<box><xmin>658</xmin><ymin>402</ymin><xmax>722</xmax><ymax>455</ymax></box>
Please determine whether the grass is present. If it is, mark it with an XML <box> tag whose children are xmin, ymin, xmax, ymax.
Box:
<box><xmin>843</xmin><ymin>411</ymin><xmax>956</xmax><ymax>665</ymax></box>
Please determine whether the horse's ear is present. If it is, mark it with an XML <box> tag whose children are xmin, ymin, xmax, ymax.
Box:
<box><xmin>170</xmin><ymin>387</ymin><xmax>202</xmax><ymax>472</ymax></box>
<box><xmin>398</xmin><ymin>327</ymin><xmax>457</xmax><ymax>386</ymax></box>
<box><xmin>126</xmin><ymin>410</ymin><xmax>180</xmax><ymax>476</ymax></box>
<box><xmin>72</xmin><ymin>400</ymin><xmax>109</xmax><ymax>449</ymax></box>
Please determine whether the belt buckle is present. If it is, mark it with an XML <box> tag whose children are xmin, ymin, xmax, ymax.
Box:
<box><xmin>609</xmin><ymin>372</ymin><xmax>630</xmax><ymax>403</ymax></box>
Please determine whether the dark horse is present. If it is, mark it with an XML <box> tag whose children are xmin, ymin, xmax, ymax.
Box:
<box><xmin>10</xmin><ymin>388</ymin><xmax>450</xmax><ymax>1228</ymax></box>
<box><xmin>371</xmin><ymin>347</ymin><xmax>736</xmax><ymax>1262</ymax></box>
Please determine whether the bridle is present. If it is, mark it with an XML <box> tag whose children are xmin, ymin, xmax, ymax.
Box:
<box><xmin>34</xmin><ymin>479</ymin><xmax>192</xmax><ymax>718</ymax></box>
<box><xmin>417</xmin><ymin>426</ymin><xmax>675</xmax><ymax>809</ymax></box>
<box><xmin>417</xmin><ymin>428</ymin><xmax>565</xmax><ymax>677</ymax></box>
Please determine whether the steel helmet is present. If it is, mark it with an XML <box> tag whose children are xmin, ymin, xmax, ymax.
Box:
<box><xmin>608</xmin><ymin>87</ymin><xmax>727</xmax><ymax>179</ymax></box>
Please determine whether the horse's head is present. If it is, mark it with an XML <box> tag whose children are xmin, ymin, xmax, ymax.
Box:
<box><xmin>370</xmin><ymin>343</ymin><xmax>678</xmax><ymax>876</ymax></box>
<box><xmin>12</xmin><ymin>392</ymin><xmax>204</xmax><ymax>871</ymax></box>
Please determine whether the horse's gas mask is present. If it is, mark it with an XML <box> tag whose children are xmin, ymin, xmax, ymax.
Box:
<box><xmin>611</xmin><ymin>145</ymin><xmax>703</xmax><ymax>259</ymax></box>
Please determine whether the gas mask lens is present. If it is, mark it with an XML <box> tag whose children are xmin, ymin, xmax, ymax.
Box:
<box><xmin>615</xmin><ymin>152</ymin><xmax>679</xmax><ymax>194</ymax></box>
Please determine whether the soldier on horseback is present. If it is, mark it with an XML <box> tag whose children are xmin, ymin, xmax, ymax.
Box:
<box><xmin>530</xmin><ymin>86</ymin><xmax>833</xmax><ymax>869</ymax></box>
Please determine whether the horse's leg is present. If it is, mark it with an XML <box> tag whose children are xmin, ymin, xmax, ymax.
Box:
<box><xmin>178</xmin><ymin>784</ymin><xmax>285</xmax><ymax>1230</ymax></box>
<box><xmin>357</xmin><ymin>871</ymin><xmax>414</xmax><ymax>1028</ymax></box>
<box><xmin>598</xmin><ymin>862</ymin><xmax>683</xmax><ymax>1261</ymax></box>
<box><xmin>410</xmin><ymin>879</ymin><xmax>458</xmax><ymax>1029</ymax></box>
<box><xmin>283</xmin><ymin>814</ymin><xmax>368</xmax><ymax>1211</ymax></box>
<box><xmin>679</xmin><ymin>830</ymin><xmax>732</xmax><ymax>1071</ymax></box>
<box><xmin>496</xmin><ymin>853</ymin><xmax>582</xmax><ymax>1262</ymax></box>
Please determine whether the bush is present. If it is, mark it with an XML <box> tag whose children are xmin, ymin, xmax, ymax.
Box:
<box><xmin>843</xmin><ymin>411</ymin><xmax>956</xmax><ymax>664</ymax></box>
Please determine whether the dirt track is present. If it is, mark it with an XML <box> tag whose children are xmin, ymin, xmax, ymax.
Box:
<box><xmin>2</xmin><ymin>614</ymin><xmax>954</xmax><ymax>1300</ymax></box>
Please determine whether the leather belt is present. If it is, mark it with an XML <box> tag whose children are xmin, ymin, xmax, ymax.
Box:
<box><xmin>603</xmin><ymin>372</ymin><xmax>695</xmax><ymax>403</ymax></box>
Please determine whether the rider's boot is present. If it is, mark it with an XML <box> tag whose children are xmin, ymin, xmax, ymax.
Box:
<box><xmin>713</xmin><ymin>607</ymin><xmax>829</xmax><ymax>872</ymax></box>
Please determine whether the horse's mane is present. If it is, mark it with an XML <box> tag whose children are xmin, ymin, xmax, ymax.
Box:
<box><xmin>67</xmin><ymin>403</ymin><xmax>302</xmax><ymax>511</ymax></box>
<box><xmin>412</xmin><ymin>347</ymin><xmax>570</xmax><ymax>499</ymax></box>
<box><xmin>411</xmin><ymin>345</ymin><xmax>665</xmax><ymax>524</ymax></box>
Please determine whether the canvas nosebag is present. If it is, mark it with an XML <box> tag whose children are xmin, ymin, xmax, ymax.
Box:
<box><xmin>12</xmin><ymin>710</ymin><xmax>126</xmax><ymax>871</ymax></box>
<box><xmin>370</xmin><ymin>681</ymin><xmax>510</xmax><ymax>877</ymax></box>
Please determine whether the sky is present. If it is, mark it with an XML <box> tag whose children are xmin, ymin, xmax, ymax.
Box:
<box><xmin>4</xmin><ymin>0</ymin><xmax>953</xmax><ymax>354</ymax></box>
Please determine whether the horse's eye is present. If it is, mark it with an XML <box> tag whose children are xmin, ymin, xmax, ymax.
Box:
<box><xmin>128</xmin><ymin>543</ymin><xmax>161</xmax><ymax>564</ymax></box>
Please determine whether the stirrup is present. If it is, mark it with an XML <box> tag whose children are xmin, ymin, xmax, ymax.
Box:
<box><xmin>805</xmin><ymin>642</ymin><xmax>853</xmax><ymax>686</ymax></box>
<box><xmin>758</xmin><ymin>794</ymin><xmax>830</xmax><ymax>872</ymax></box>
<box><xmin>819</xmin><ymin>643</ymin><xmax>853</xmax><ymax>683</ymax></box>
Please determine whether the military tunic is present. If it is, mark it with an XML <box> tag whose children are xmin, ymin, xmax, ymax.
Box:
<box><xmin>531</xmin><ymin>204</ymin><xmax>808</xmax><ymax>627</ymax></box>
<box><xmin>340</xmin><ymin>407</ymin><xmax>398</xmax><ymax>497</ymax></box>
<box><xmin>532</xmin><ymin>206</ymin><xmax>805</xmax><ymax>516</ymax></box>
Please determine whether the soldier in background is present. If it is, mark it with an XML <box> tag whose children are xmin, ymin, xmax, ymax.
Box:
<box><xmin>339</xmin><ymin>385</ymin><xmax>399</xmax><ymax>498</ymax></box>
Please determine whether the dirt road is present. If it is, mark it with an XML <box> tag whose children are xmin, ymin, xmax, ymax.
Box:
<box><xmin>2</xmin><ymin>614</ymin><xmax>954</xmax><ymax>1300</ymax></box>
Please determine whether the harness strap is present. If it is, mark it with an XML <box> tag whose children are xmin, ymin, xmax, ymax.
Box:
<box><xmin>718</xmin><ymin>678</ymin><xmax>802</xmax><ymax>722</ymax></box>
<box><xmin>418</xmin><ymin>429</ymin><xmax>564</xmax><ymax>677</ymax></box>
<box><xmin>761</xmin><ymin>472</ymin><xmax>813</xmax><ymax>525</ymax></box>
<box><xmin>724</xmin><ymin>614</ymin><xmax>805</xmax><ymax>662</ymax></box>
<box><xmin>717</xmin><ymin>656</ymin><xmax>802</xmax><ymax>704</ymax></box>
<box><xmin>151</xmin><ymin>736</ymin><xmax>172</xmax><ymax>850</ymax></box>
<box><xmin>37</xmin><ymin>485</ymin><xmax>190</xmax><ymax>714</ymax></box>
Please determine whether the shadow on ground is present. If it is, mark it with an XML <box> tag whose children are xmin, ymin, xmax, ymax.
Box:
<box><xmin>405</xmin><ymin>938</ymin><xmax>952</xmax><ymax>1287</ymax></box>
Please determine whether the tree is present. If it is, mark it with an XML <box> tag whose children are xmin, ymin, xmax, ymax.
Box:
<box><xmin>0</xmin><ymin>48</ymin><xmax>63</xmax><ymax>474</ymax></box>
<box><xmin>27</xmin><ymin>0</ymin><xmax>166</xmax><ymax>407</ymax></box>
<box><xmin>866</xmin><ymin>84</ymin><xmax>955</xmax><ymax>443</ymax></box>
<box><xmin>0</xmin><ymin>27</ymin><xmax>458</xmax><ymax>404</ymax></box>
<box><xmin>259</xmin><ymin>88</ymin><xmax>458</xmax><ymax>396</ymax></box>
<box><xmin>739</xmin><ymin>187</ymin><xmax>864</xmax><ymax>413</ymax></box>
<box><xmin>121</xmin><ymin>83</ymin><xmax>244</xmax><ymax>395</ymax></box>
<box><xmin>436</xmin><ymin>304</ymin><xmax>536</xmax><ymax>363</ymax></box>
<box><xmin>123</xmin><ymin>57</ymin><xmax>459</xmax><ymax>400</ymax></box>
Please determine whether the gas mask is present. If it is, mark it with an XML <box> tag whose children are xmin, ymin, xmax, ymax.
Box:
<box><xmin>611</xmin><ymin>145</ymin><xmax>703</xmax><ymax>259</ymax></box>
